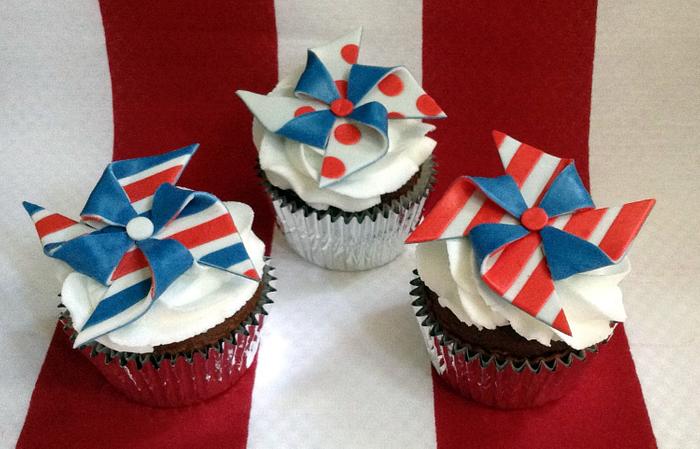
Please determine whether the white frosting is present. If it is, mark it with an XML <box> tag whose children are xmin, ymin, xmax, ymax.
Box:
<box><xmin>415</xmin><ymin>239</ymin><xmax>631</xmax><ymax>350</ymax></box>
<box><xmin>61</xmin><ymin>202</ymin><xmax>266</xmax><ymax>354</ymax></box>
<box><xmin>254</xmin><ymin>73</ymin><xmax>437</xmax><ymax>212</ymax></box>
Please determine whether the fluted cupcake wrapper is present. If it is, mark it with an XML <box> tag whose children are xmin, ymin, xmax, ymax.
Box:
<box><xmin>261</xmin><ymin>158</ymin><xmax>436</xmax><ymax>271</ymax></box>
<box><xmin>410</xmin><ymin>272</ymin><xmax>606</xmax><ymax>409</ymax></box>
<box><xmin>59</xmin><ymin>263</ymin><xmax>275</xmax><ymax>408</ymax></box>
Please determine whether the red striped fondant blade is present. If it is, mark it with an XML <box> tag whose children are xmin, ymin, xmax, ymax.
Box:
<box><xmin>551</xmin><ymin>199</ymin><xmax>656</xmax><ymax>263</ymax></box>
<box><xmin>22</xmin><ymin>202</ymin><xmax>92</xmax><ymax>255</ymax></box>
<box><xmin>493</xmin><ymin>130</ymin><xmax>574</xmax><ymax>207</ymax></box>
<box><xmin>112</xmin><ymin>144</ymin><xmax>199</xmax><ymax>215</ymax></box>
<box><xmin>406</xmin><ymin>176</ymin><xmax>509</xmax><ymax>243</ymax></box>
<box><xmin>160</xmin><ymin>195</ymin><xmax>260</xmax><ymax>281</ymax></box>
<box><xmin>481</xmin><ymin>232</ymin><xmax>572</xmax><ymax>335</ymax></box>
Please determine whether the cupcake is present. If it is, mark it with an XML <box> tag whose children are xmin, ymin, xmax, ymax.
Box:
<box><xmin>236</xmin><ymin>28</ymin><xmax>444</xmax><ymax>271</ymax></box>
<box><xmin>406</xmin><ymin>131</ymin><xmax>655</xmax><ymax>408</ymax></box>
<box><xmin>23</xmin><ymin>145</ymin><xmax>273</xmax><ymax>407</ymax></box>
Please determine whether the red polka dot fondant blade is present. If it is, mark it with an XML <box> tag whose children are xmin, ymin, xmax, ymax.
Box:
<box><xmin>310</xmin><ymin>27</ymin><xmax>362</xmax><ymax>84</ymax></box>
<box><xmin>318</xmin><ymin>118</ymin><xmax>388</xmax><ymax>187</ymax></box>
<box><xmin>358</xmin><ymin>67</ymin><xmax>447</xmax><ymax>120</ymax></box>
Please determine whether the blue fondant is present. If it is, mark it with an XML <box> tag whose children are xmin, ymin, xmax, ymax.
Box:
<box><xmin>22</xmin><ymin>201</ymin><xmax>43</xmax><ymax>216</ymax></box>
<box><xmin>469</xmin><ymin>223</ymin><xmax>529</xmax><ymax>267</ymax></box>
<box><xmin>110</xmin><ymin>144</ymin><xmax>198</xmax><ymax>180</ymax></box>
<box><xmin>82</xmin><ymin>279</ymin><xmax>152</xmax><ymax>328</ymax></box>
<box><xmin>150</xmin><ymin>184</ymin><xmax>195</xmax><ymax>233</ymax></box>
<box><xmin>540</xmin><ymin>226</ymin><xmax>613</xmax><ymax>280</ymax></box>
<box><xmin>199</xmin><ymin>242</ymin><xmax>250</xmax><ymax>270</ymax></box>
<box><xmin>294</xmin><ymin>51</ymin><xmax>340</xmax><ymax>104</ymax></box>
<box><xmin>277</xmin><ymin>109</ymin><xmax>336</xmax><ymax>149</ymax></box>
<box><xmin>539</xmin><ymin>163</ymin><xmax>594</xmax><ymax>216</ymax></box>
<box><xmin>81</xmin><ymin>168</ymin><xmax>137</xmax><ymax>226</ymax></box>
<box><xmin>51</xmin><ymin>227</ymin><xmax>133</xmax><ymax>285</ymax></box>
<box><xmin>137</xmin><ymin>237</ymin><xmax>193</xmax><ymax>298</ymax></box>
<box><xmin>347</xmin><ymin>64</ymin><xmax>394</xmax><ymax>104</ymax></box>
<box><xmin>348</xmin><ymin>101</ymin><xmax>389</xmax><ymax>139</ymax></box>
<box><xmin>468</xmin><ymin>175</ymin><xmax>528</xmax><ymax>218</ymax></box>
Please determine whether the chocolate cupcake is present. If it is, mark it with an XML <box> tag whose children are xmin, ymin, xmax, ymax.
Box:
<box><xmin>237</xmin><ymin>28</ymin><xmax>444</xmax><ymax>270</ymax></box>
<box><xmin>406</xmin><ymin>131</ymin><xmax>654</xmax><ymax>408</ymax></box>
<box><xmin>23</xmin><ymin>146</ymin><xmax>272</xmax><ymax>407</ymax></box>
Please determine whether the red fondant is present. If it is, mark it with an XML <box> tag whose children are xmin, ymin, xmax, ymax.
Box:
<box><xmin>294</xmin><ymin>105</ymin><xmax>315</xmax><ymax>117</ymax></box>
<box><xmin>340</xmin><ymin>44</ymin><xmax>359</xmax><ymax>64</ymax></box>
<box><xmin>378</xmin><ymin>73</ymin><xmax>404</xmax><ymax>96</ymax></box>
<box><xmin>330</xmin><ymin>98</ymin><xmax>353</xmax><ymax>117</ymax></box>
<box><xmin>320</xmin><ymin>156</ymin><xmax>346</xmax><ymax>179</ymax></box>
<box><xmin>416</xmin><ymin>94</ymin><xmax>442</xmax><ymax>116</ymax></box>
<box><xmin>333</xmin><ymin>123</ymin><xmax>361</xmax><ymax>145</ymax></box>
<box><xmin>387</xmin><ymin>111</ymin><xmax>405</xmax><ymax>119</ymax></box>
<box><xmin>334</xmin><ymin>80</ymin><xmax>348</xmax><ymax>98</ymax></box>
<box><xmin>521</xmin><ymin>207</ymin><xmax>548</xmax><ymax>230</ymax></box>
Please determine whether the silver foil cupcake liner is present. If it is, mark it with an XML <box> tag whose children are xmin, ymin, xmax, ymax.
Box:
<box><xmin>410</xmin><ymin>272</ymin><xmax>604</xmax><ymax>409</ymax></box>
<box><xmin>59</xmin><ymin>263</ymin><xmax>275</xmax><ymax>408</ymax></box>
<box><xmin>261</xmin><ymin>158</ymin><xmax>436</xmax><ymax>271</ymax></box>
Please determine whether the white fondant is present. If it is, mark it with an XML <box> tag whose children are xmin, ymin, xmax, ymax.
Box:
<box><xmin>61</xmin><ymin>202</ymin><xmax>266</xmax><ymax>353</ymax></box>
<box><xmin>416</xmin><ymin>238</ymin><xmax>631</xmax><ymax>350</ymax></box>
<box><xmin>254</xmin><ymin>73</ymin><xmax>437</xmax><ymax>212</ymax></box>
<box><xmin>126</xmin><ymin>216</ymin><xmax>154</xmax><ymax>241</ymax></box>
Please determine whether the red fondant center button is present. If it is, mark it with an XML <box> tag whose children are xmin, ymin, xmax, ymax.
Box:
<box><xmin>520</xmin><ymin>207</ymin><xmax>548</xmax><ymax>231</ymax></box>
<box><xmin>330</xmin><ymin>98</ymin><xmax>353</xmax><ymax>117</ymax></box>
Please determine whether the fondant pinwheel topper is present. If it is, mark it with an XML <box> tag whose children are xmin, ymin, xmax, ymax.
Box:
<box><xmin>236</xmin><ymin>28</ymin><xmax>446</xmax><ymax>187</ymax></box>
<box><xmin>406</xmin><ymin>132</ymin><xmax>655</xmax><ymax>336</ymax></box>
<box><xmin>23</xmin><ymin>145</ymin><xmax>259</xmax><ymax>347</ymax></box>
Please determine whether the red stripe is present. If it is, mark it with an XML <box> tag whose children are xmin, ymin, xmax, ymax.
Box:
<box><xmin>35</xmin><ymin>214</ymin><xmax>77</xmax><ymax>239</ymax></box>
<box><xmin>167</xmin><ymin>214</ymin><xmax>235</xmax><ymax>249</ymax></box>
<box><xmin>552</xmin><ymin>309</ymin><xmax>572</xmax><ymax>335</ymax></box>
<box><xmin>492</xmin><ymin>129</ymin><xmax>506</xmax><ymax>148</ymax></box>
<box><xmin>465</xmin><ymin>202</ymin><xmax>505</xmax><ymax>233</ymax></box>
<box><xmin>406</xmin><ymin>177</ymin><xmax>476</xmax><ymax>242</ymax></box>
<box><xmin>18</xmin><ymin>3</ymin><xmax>277</xmax><ymax>448</ymax></box>
<box><xmin>424</xmin><ymin>2</ymin><xmax>655</xmax><ymax>448</ymax></box>
<box><xmin>598</xmin><ymin>199</ymin><xmax>655</xmax><ymax>261</ymax></box>
<box><xmin>563</xmin><ymin>207</ymin><xmax>608</xmax><ymax>239</ymax></box>
<box><xmin>121</xmin><ymin>165</ymin><xmax>182</xmax><ymax>203</ymax></box>
<box><xmin>511</xmin><ymin>259</ymin><xmax>555</xmax><ymax>316</ymax></box>
<box><xmin>505</xmin><ymin>143</ymin><xmax>542</xmax><ymax>186</ymax></box>
<box><xmin>111</xmin><ymin>248</ymin><xmax>147</xmax><ymax>281</ymax></box>
<box><xmin>483</xmin><ymin>232</ymin><xmax>541</xmax><ymax>295</ymax></box>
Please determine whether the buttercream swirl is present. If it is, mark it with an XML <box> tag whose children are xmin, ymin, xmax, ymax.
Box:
<box><xmin>61</xmin><ymin>202</ymin><xmax>265</xmax><ymax>354</ymax></box>
<box><xmin>415</xmin><ymin>239</ymin><xmax>630</xmax><ymax>350</ymax></box>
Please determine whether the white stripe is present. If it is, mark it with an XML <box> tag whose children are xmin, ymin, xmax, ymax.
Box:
<box><xmin>503</xmin><ymin>247</ymin><xmax>544</xmax><ymax>301</ymax></box>
<box><xmin>534</xmin><ymin>291</ymin><xmax>561</xmax><ymax>324</ymax></box>
<box><xmin>31</xmin><ymin>209</ymin><xmax>52</xmax><ymax>221</ymax></box>
<box><xmin>41</xmin><ymin>223</ymin><xmax>90</xmax><ymax>247</ymax></box>
<box><xmin>117</xmin><ymin>154</ymin><xmax>189</xmax><ymax>186</ymax></box>
<box><xmin>229</xmin><ymin>259</ymin><xmax>255</xmax><ymax>274</ymax></box>
<box><xmin>130</xmin><ymin>195</ymin><xmax>153</xmax><ymax>214</ymax></box>
<box><xmin>189</xmin><ymin>233</ymin><xmax>242</xmax><ymax>259</ymax></box>
<box><xmin>73</xmin><ymin>294</ymin><xmax>152</xmax><ymax>348</ymax></box>
<box><xmin>497</xmin><ymin>135</ymin><xmax>521</xmax><ymax>168</ymax></box>
<box><xmin>549</xmin><ymin>214</ymin><xmax>571</xmax><ymax>230</ymax></box>
<box><xmin>519</xmin><ymin>153</ymin><xmax>561</xmax><ymax>206</ymax></box>
<box><xmin>439</xmin><ymin>192</ymin><xmax>485</xmax><ymax>238</ymax></box>
<box><xmin>106</xmin><ymin>268</ymin><xmax>151</xmax><ymax>294</ymax></box>
<box><xmin>588</xmin><ymin>207</ymin><xmax>619</xmax><ymax>245</ymax></box>
<box><xmin>156</xmin><ymin>204</ymin><xmax>223</xmax><ymax>238</ymax></box>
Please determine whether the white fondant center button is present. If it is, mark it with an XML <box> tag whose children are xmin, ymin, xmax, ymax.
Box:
<box><xmin>126</xmin><ymin>216</ymin><xmax>154</xmax><ymax>241</ymax></box>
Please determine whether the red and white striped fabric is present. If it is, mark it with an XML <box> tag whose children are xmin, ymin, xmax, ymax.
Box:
<box><xmin>4</xmin><ymin>1</ymin><xmax>666</xmax><ymax>449</ymax></box>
